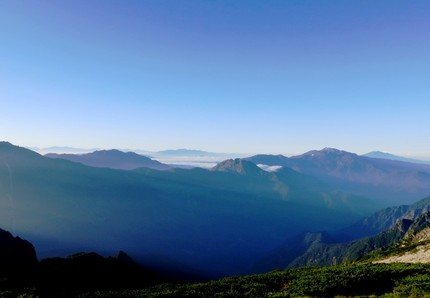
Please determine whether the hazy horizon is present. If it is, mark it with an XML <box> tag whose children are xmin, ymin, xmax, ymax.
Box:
<box><xmin>15</xmin><ymin>142</ymin><xmax>430</xmax><ymax>162</ymax></box>
<box><xmin>1</xmin><ymin>1</ymin><xmax>429</xmax><ymax>157</ymax></box>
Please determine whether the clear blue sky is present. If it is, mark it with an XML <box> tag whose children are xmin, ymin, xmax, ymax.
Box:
<box><xmin>1</xmin><ymin>1</ymin><xmax>429</xmax><ymax>157</ymax></box>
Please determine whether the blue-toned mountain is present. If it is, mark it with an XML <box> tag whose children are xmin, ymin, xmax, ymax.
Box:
<box><xmin>45</xmin><ymin>149</ymin><xmax>171</xmax><ymax>170</ymax></box>
<box><xmin>246</xmin><ymin>148</ymin><xmax>430</xmax><ymax>205</ymax></box>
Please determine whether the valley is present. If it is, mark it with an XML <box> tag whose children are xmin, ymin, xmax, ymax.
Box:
<box><xmin>2</xmin><ymin>141</ymin><xmax>430</xmax><ymax>296</ymax></box>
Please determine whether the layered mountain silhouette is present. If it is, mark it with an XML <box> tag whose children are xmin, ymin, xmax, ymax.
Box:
<box><xmin>45</xmin><ymin>149</ymin><xmax>171</xmax><ymax>170</ymax></box>
<box><xmin>246</xmin><ymin>148</ymin><xmax>430</xmax><ymax>205</ymax></box>
<box><xmin>0</xmin><ymin>141</ymin><xmax>380</xmax><ymax>277</ymax></box>
<box><xmin>2</xmin><ymin>141</ymin><xmax>430</xmax><ymax>278</ymax></box>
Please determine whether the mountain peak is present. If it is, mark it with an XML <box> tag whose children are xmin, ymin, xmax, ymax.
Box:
<box><xmin>0</xmin><ymin>141</ymin><xmax>42</xmax><ymax>160</ymax></box>
<box><xmin>212</xmin><ymin>159</ymin><xmax>263</xmax><ymax>175</ymax></box>
<box><xmin>0</xmin><ymin>141</ymin><xmax>28</xmax><ymax>152</ymax></box>
<box><xmin>91</xmin><ymin>149</ymin><xmax>139</xmax><ymax>157</ymax></box>
<box><xmin>321</xmin><ymin>147</ymin><xmax>343</xmax><ymax>153</ymax></box>
<box><xmin>0</xmin><ymin>141</ymin><xmax>13</xmax><ymax>147</ymax></box>
<box><xmin>302</xmin><ymin>148</ymin><xmax>355</xmax><ymax>157</ymax></box>
<box><xmin>243</xmin><ymin>154</ymin><xmax>291</xmax><ymax>168</ymax></box>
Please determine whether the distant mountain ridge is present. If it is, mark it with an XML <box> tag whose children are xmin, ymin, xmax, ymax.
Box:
<box><xmin>363</xmin><ymin>151</ymin><xmax>430</xmax><ymax>165</ymax></box>
<box><xmin>245</xmin><ymin>148</ymin><xmax>430</xmax><ymax>205</ymax></box>
<box><xmin>156</xmin><ymin>149</ymin><xmax>212</xmax><ymax>156</ymax></box>
<box><xmin>45</xmin><ymin>150</ymin><xmax>171</xmax><ymax>170</ymax></box>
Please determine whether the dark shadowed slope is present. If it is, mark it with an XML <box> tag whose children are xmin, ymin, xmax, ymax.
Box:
<box><xmin>0</xmin><ymin>227</ymin><xmax>38</xmax><ymax>280</ymax></box>
<box><xmin>45</xmin><ymin>149</ymin><xmax>171</xmax><ymax>170</ymax></box>
<box><xmin>285</xmin><ymin>209</ymin><xmax>430</xmax><ymax>268</ymax></box>
<box><xmin>37</xmin><ymin>251</ymin><xmax>164</xmax><ymax>296</ymax></box>
<box><xmin>246</xmin><ymin>148</ymin><xmax>430</xmax><ymax>205</ymax></box>
<box><xmin>0</xmin><ymin>227</ymin><xmax>167</xmax><ymax>296</ymax></box>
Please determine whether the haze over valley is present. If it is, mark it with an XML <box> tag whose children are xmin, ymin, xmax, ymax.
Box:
<box><xmin>2</xmin><ymin>141</ymin><xmax>430</xmax><ymax>279</ymax></box>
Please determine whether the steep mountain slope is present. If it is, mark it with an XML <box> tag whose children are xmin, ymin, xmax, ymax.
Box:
<box><xmin>284</xmin><ymin>221</ymin><xmax>407</xmax><ymax>268</ymax></box>
<box><xmin>285</xmin><ymin>204</ymin><xmax>430</xmax><ymax>268</ymax></box>
<box><xmin>342</xmin><ymin>196</ymin><xmax>430</xmax><ymax>239</ymax></box>
<box><xmin>0</xmin><ymin>142</ymin><xmax>374</xmax><ymax>278</ymax></box>
<box><xmin>45</xmin><ymin>149</ymin><xmax>171</xmax><ymax>170</ymax></box>
<box><xmin>374</xmin><ymin>230</ymin><xmax>430</xmax><ymax>264</ymax></box>
<box><xmin>246</xmin><ymin>148</ymin><xmax>430</xmax><ymax>205</ymax></box>
<box><xmin>254</xmin><ymin>196</ymin><xmax>430</xmax><ymax>271</ymax></box>
<box><xmin>372</xmin><ymin>211</ymin><xmax>430</xmax><ymax>264</ymax></box>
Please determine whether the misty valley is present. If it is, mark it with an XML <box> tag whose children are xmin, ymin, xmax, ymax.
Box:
<box><xmin>0</xmin><ymin>142</ymin><xmax>430</xmax><ymax>297</ymax></box>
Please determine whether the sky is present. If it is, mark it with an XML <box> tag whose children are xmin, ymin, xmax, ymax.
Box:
<box><xmin>0</xmin><ymin>1</ymin><xmax>429</xmax><ymax>157</ymax></box>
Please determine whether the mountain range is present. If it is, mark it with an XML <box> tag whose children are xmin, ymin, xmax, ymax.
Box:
<box><xmin>45</xmin><ymin>150</ymin><xmax>171</xmax><ymax>171</ymax></box>
<box><xmin>2</xmin><ymin>141</ymin><xmax>430</xmax><ymax>278</ymax></box>
<box><xmin>246</xmin><ymin>148</ymin><xmax>430</xmax><ymax>205</ymax></box>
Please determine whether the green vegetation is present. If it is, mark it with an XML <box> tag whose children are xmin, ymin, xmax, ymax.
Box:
<box><xmin>77</xmin><ymin>263</ymin><xmax>430</xmax><ymax>297</ymax></box>
<box><xmin>358</xmin><ymin>217</ymin><xmax>430</xmax><ymax>263</ymax></box>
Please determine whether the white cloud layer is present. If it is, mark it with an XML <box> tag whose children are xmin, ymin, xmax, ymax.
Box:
<box><xmin>257</xmin><ymin>164</ymin><xmax>283</xmax><ymax>172</ymax></box>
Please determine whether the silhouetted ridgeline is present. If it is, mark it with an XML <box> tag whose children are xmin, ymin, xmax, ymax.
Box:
<box><xmin>0</xmin><ymin>227</ymin><xmax>165</xmax><ymax>296</ymax></box>
<box><xmin>0</xmin><ymin>228</ymin><xmax>37</xmax><ymax>284</ymax></box>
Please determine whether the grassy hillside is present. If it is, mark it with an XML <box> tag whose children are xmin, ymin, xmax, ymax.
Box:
<box><xmin>74</xmin><ymin>263</ymin><xmax>430</xmax><ymax>297</ymax></box>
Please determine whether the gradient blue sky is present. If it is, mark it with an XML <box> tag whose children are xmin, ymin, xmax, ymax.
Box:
<box><xmin>1</xmin><ymin>1</ymin><xmax>429</xmax><ymax>157</ymax></box>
